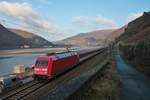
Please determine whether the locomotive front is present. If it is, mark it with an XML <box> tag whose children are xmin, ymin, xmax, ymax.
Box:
<box><xmin>33</xmin><ymin>57</ymin><xmax>52</xmax><ymax>79</ymax></box>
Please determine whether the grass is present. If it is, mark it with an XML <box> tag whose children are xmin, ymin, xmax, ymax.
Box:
<box><xmin>68</xmin><ymin>52</ymin><xmax>121</xmax><ymax>100</ymax></box>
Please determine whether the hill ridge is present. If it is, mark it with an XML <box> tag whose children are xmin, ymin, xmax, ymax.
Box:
<box><xmin>0</xmin><ymin>24</ymin><xmax>53</xmax><ymax>50</ymax></box>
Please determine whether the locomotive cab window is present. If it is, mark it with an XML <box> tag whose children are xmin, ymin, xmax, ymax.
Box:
<box><xmin>35</xmin><ymin>60</ymin><xmax>48</xmax><ymax>66</ymax></box>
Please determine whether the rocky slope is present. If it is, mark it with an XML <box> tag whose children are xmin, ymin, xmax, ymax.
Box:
<box><xmin>119</xmin><ymin>12</ymin><xmax>150</xmax><ymax>75</ymax></box>
<box><xmin>0</xmin><ymin>24</ymin><xmax>54</xmax><ymax>50</ymax></box>
<box><xmin>120</xmin><ymin>12</ymin><xmax>150</xmax><ymax>43</ymax></box>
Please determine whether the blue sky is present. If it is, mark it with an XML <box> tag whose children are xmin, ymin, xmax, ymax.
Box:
<box><xmin>0</xmin><ymin>0</ymin><xmax>149</xmax><ymax>41</ymax></box>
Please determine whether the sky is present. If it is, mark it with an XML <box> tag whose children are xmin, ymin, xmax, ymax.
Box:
<box><xmin>0</xmin><ymin>0</ymin><xmax>149</xmax><ymax>41</ymax></box>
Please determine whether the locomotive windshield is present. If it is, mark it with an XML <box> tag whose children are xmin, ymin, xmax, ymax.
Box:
<box><xmin>35</xmin><ymin>60</ymin><xmax>48</xmax><ymax>66</ymax></box>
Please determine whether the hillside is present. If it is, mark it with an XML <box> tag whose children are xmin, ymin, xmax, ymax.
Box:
<box><xmin>61</xmin><ymin>27</ymin><xmax>126</xmax><ymax>46</ymax></box>
<box><xmin>119</xmin><ymin>12</ymin><xmax>150</xmax><ymax>75</ymax></box>
<box><xmin>120</xmin><ymin>12</ymin><xmax>150</xmax><ymax>43</ymax></box>
<box><xmin>61</xmin><ymin>29</ymin><xmax>116</xmax><ymax>46</ymax></box>
<box><xmin>107</xmin><ymin>25</ymin><xmax>127</xmax><ymax>42</ymax></box>
<box><xmin>0</xmin><ymin>24</ymin><xmax>54</xmax><ymax>50</ymax></box>
<box><xmin>9</xmin><ymin>29</ymin><xmax>34</xmax><ymax>38</ymax></box>
<box><xmin>9</xmin><ymin>28</ymin><xmax>54</xmax><ymax>47</ymax></box>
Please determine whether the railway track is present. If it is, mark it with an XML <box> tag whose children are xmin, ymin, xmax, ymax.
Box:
<box><xmin>0</xmin><ymin>48</ymin><xmax>107</xmax><ymax>100</ymax></box>
<box><xmin>26</xmin><ymin>49</ymin><xmax>107</xmax><ymax>100</ymax></box>
<box><xmin>1</xmin><ymin>80</ymin><xmax>49</xmax><ymax>100</ymax></box>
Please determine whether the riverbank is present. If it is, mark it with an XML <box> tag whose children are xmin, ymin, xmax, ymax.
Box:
<box><xmin>0</xmin><ymin>48</ymin><xmax>67</xmax><ymax>56</ymax></box>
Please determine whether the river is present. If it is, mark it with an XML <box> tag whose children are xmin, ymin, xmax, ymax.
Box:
<box><xmin>0</xmin><ymin>53</ymin><xmax>45</xmax><ymax>76</ymax></box>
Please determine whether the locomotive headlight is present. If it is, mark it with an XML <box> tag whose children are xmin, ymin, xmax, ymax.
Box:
<box><xmin>35</xmin><ymin>68</ymin><xmax>40</xmax><ymax>71</ymax></box>
<box><xmin>42</xmin><ymin>68</ymin><xmax>47</xmax><ymax>71</ymax></box>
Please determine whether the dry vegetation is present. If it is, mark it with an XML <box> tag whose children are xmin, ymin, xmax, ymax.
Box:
<box><xmin>117</xmin><ymin>12</ymin><xmax>150</xmax><ymax>76</ymax></box>
<box><xmin>68</xmin><ymin>52</ymin><xmax>120</xmax><ymax>100</ymax></box>
<box><xmin>119</xmin><ymin>42</ymin><xmax>150</xmax><ymax>75</ymax></box>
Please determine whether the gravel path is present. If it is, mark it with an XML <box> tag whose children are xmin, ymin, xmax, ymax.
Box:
<box><xmin>115</xmin><ymin>48</ymin><xmax>150</xmax><ymax>100</ymax></box>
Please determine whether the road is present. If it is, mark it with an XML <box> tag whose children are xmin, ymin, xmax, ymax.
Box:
<box><xmin>115</xmin><ymin>48</ymin><xmax>150</xmax><ymax>100</ymax></box>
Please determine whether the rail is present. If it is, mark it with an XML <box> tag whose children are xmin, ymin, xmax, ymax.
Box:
<box><xmin>0</xmin><ymin>48</ymin><xmax>107</xmax><ymax>100</ymax></box>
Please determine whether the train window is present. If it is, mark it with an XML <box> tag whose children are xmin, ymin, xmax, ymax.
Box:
<box><xmin>54</xmin><ymin>54</ymin><xmax>59</xmax><ymax>58</ymax></box>
<box><xmin>56</xmin><ymin>54</ymin><xmax>62</xmax><ymax>58</ymax></box>
<box><xmin>67</xmin><ymin>53</ymin><xmax>70</xmax><ymax>56</ymax></box>
<box><xmin>69</xmin><ymin>53</ymin><xmax>72</xmax><ymax>56</ymax></box>
<box><xmin>62</xmin><ymin>53</ymin><xmax>65</xmax><ymax>58</ymax></box>
<box><xmin>35</xmin><ymin>60</ymin><xmax>48</xmax><ymax>66</ymax></box>
<box><xmin>64</xmin><ymin>53</ymin><xmax>67</xmax><ymax>57</ymax></box>
<box><xmin>65</xmin><ymin>53</ymin><xmax>70</xmax><ymax>57</ymax></box>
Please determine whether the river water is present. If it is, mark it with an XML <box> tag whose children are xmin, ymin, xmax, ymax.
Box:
<box><xmin>0</xmin><ymin>53</ymin><xmax>45</xmax><ymax>76</ymax></box>
<box><xmin>0</xmin><ymin>46</ymin><xmax>101</xmax><ymax>76</ymax></box>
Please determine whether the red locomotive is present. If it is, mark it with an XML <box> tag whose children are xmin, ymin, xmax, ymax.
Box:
<box><xmin>33</xmin><ymin>51</ymin><xmax>79</xmax><ymax>79</ymax></box>
<box><xmin>33</xmin><ymin>47</ymin><xmax>101</xmax><ymax>80</ymax></box>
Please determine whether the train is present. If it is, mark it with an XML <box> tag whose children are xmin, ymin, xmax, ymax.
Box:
<box><xmin>32</xmin><ymin>47</ymin><xmax>101</xmax><ymax>80</ymax></box>
<box><xmin>33</xmin><ymin>51</ymin><xmax>79</xmax><ymax>79</ymax></box>
<box><xmin>0</xmin><ymin>47</ymin><xmax>102</xmax><ymax>93</ymax></box>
